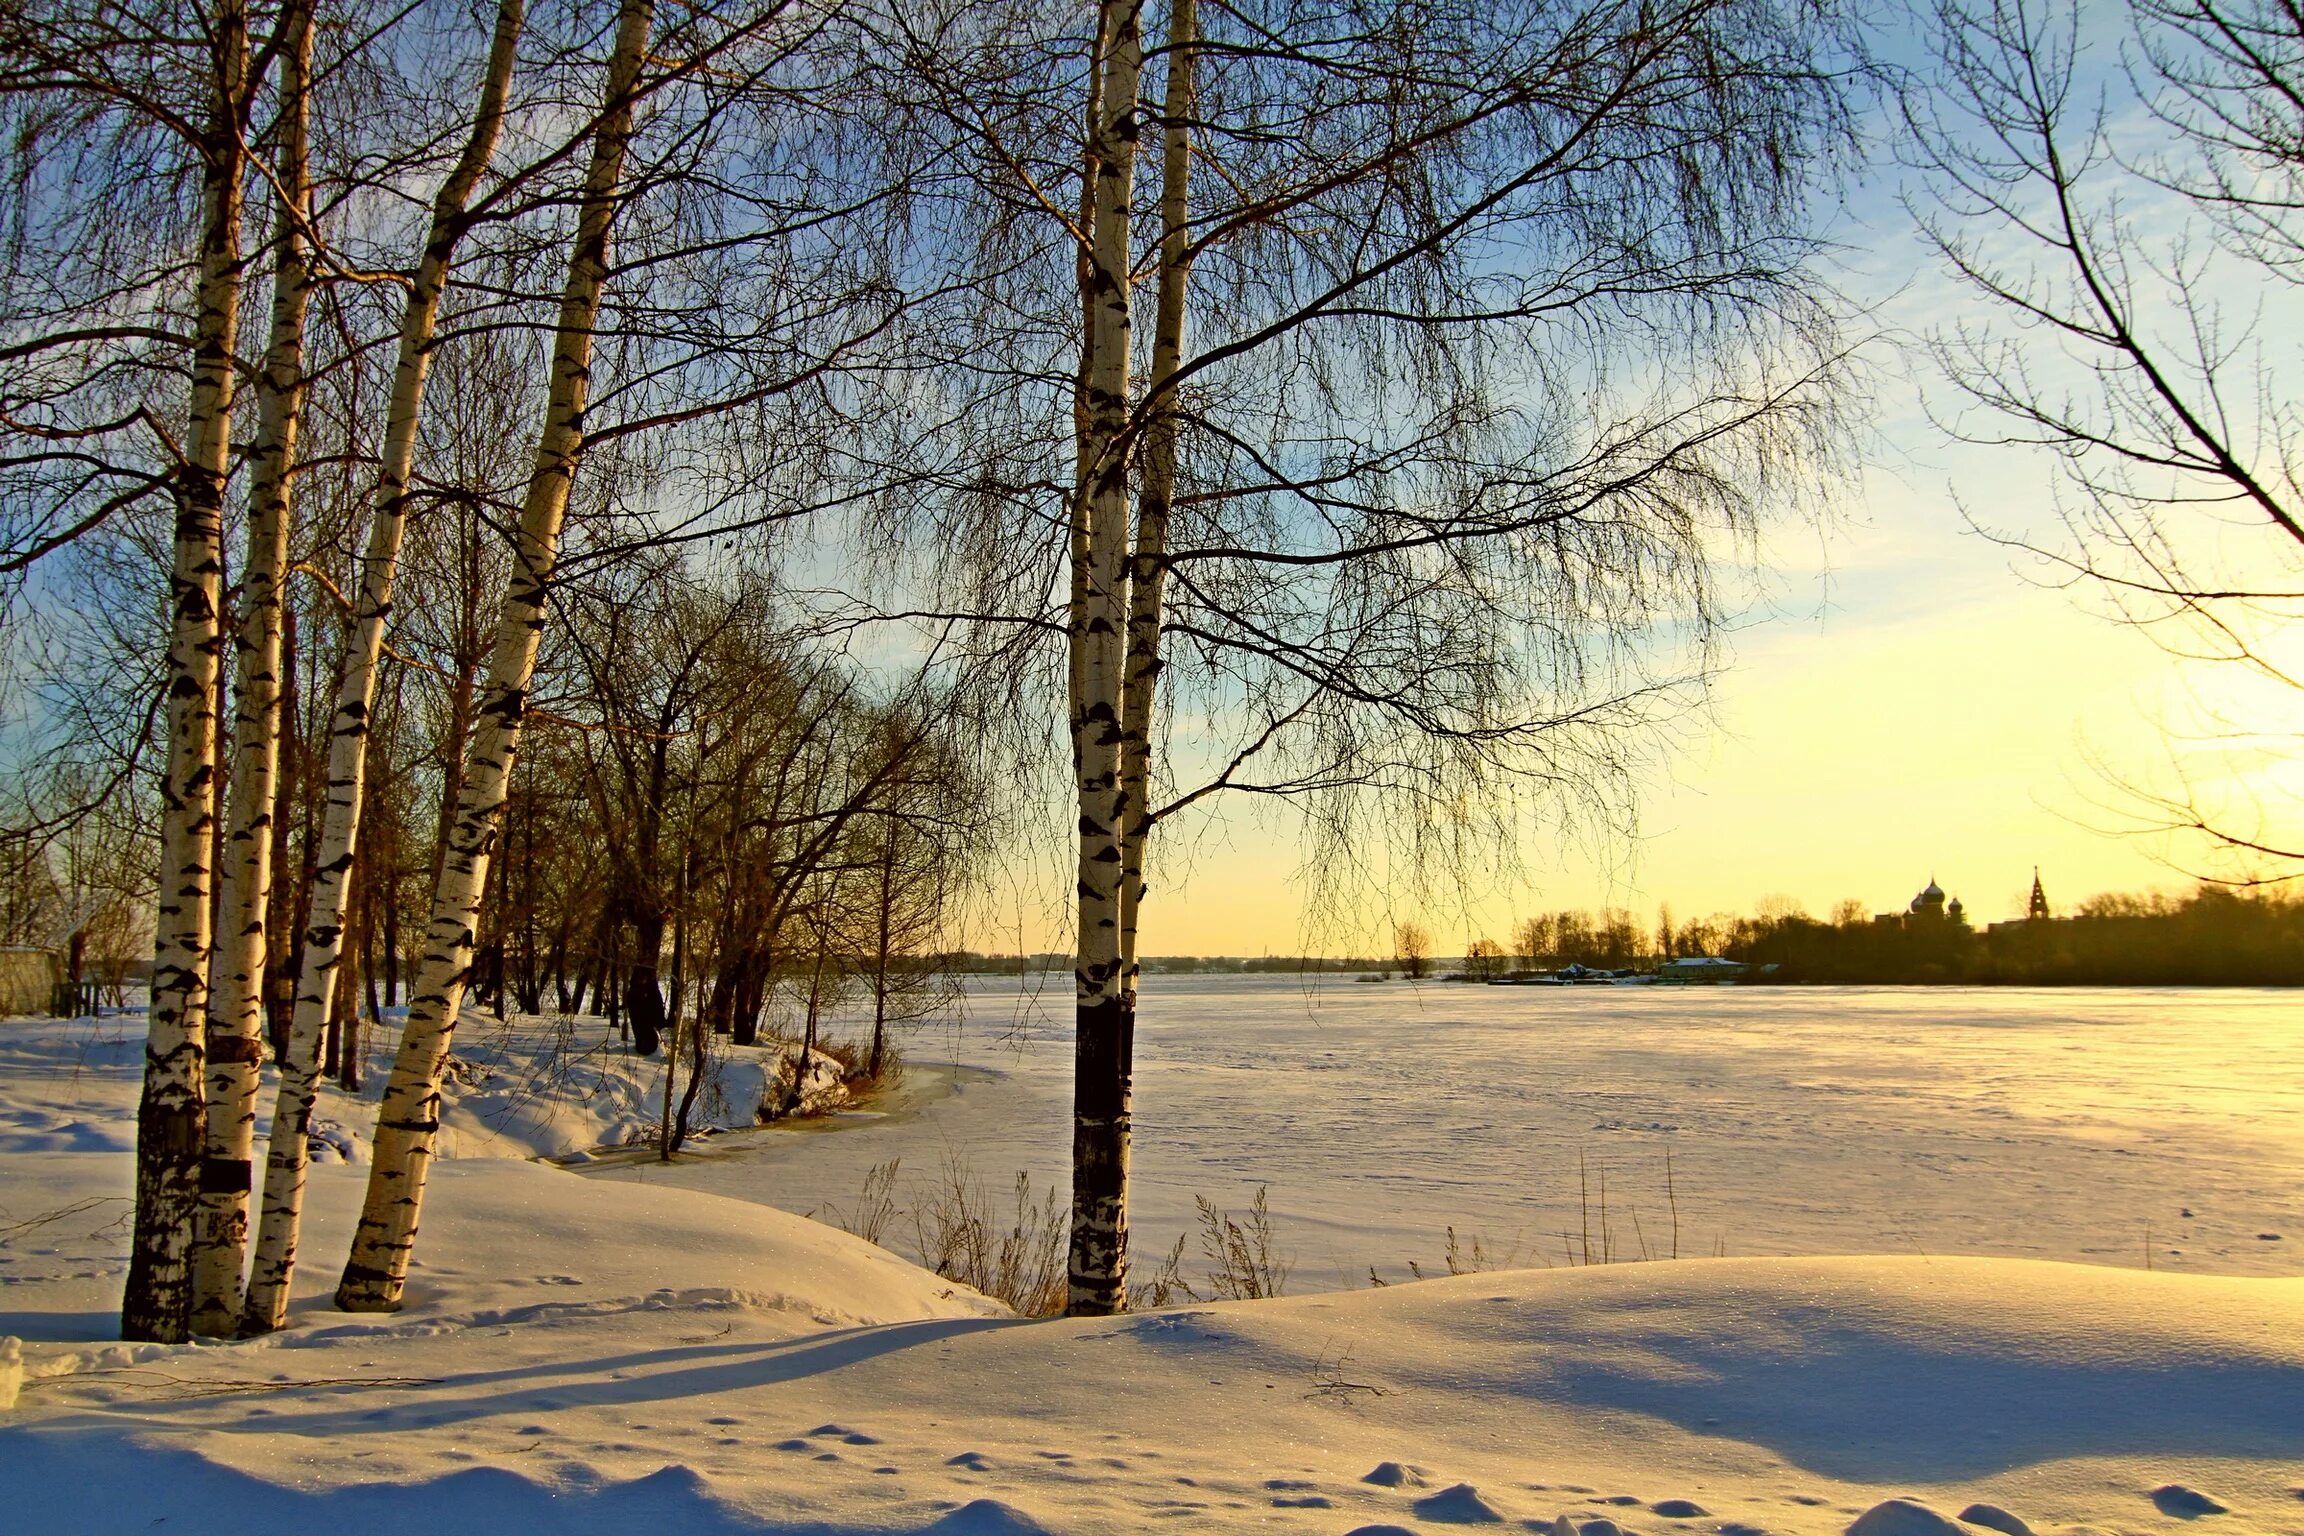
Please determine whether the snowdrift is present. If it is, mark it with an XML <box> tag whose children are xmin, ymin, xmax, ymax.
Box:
<box><xmin>5</xmin><ymin>1167</ymin><xmax>2300</xmax><ymax>1536</ymax></box>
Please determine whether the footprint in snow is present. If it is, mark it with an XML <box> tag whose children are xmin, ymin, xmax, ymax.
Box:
<box><xmin>946</xmin><ymin>1451</ymin><xmax>992</xmax><ymax>1470</ymax></box>
<box><xmin>1649</xmin><ymin>1500</ymin><xmax>1708</xmax><ymax>1519</ymax></box>
<box><xmin>919</xmin><ymin>1498</ymin><xmax>1057</xmax><ymax>1535</ymax></box>
<box><xmin>1412</xmin><ymin>1482</ymin><xmax>1506</xmax><ymax>1523</ymax></box>
<box><xmin>772</xmin><ymin>1439</ymin><xmax>812</xmax><ymax>1452</ymax></box>
<box><xmin>1955</xmin><ymin>1503</ymin><xmax>2032</xmax><ymax>1536</ymax></box>
<box><xmin>1362</xmin><ymin>1461</ymin><xmax>1426</xmax><ymax>1488</ymax></box>
<box><xmin>2150</xmin><ymin>1485</ymin><xmax>2230</xmax><ymax>1517</ymax></box>
<box><xmin>1264</xmin><ymin>1479</ymin><xmax>1317</xmax><ymax>1490</ymax></box>
<box><xmin>1271</xmin><ymin>1496</ymin><xmax>1333</xmax><ymax>1508</ymax></box>
<box><xmin>1844</xmin><ymin>1498</ymin><xmax>1972</xmax><ymax>1535</ymax></box>
<box><xmin>1343</xmin><ymin>1527</ymin><xmax>1419</xmax><ymax>1536</ymax></box>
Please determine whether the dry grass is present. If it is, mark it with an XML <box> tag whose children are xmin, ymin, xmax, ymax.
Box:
<box><xmin>846</xmin><ymin>1040</ymin><xmax>907</xmax><ymax>1095</ymax></box>
<box><xmin>1379</xmin><ymin>1149</ymin><xmax>1702</xmax><ymax>1283</ymax></box>
<box><xmin>828</xmin><ymin>1151</ymin><xmax>1711</xmax><ymax>1313</ymax></box>
<box><xmin>824</xmin><ymin>1155</ymin><xmax>1068</xmax><ymax>1316</ymax></box>
<box><xmin>808</xmin><ymin>1036</ymin><xmax>862</xmax><ymax>1077</ymax></box>
<box><xmin>1129</xmin><ymin>1185</ymin><xmax>1292</xmax><ymax>1307</ymax></box>
<box><xmin>823</xmin><ymin>1158</ymin><xmax>903</xmax><ymax>1247</ymax></box>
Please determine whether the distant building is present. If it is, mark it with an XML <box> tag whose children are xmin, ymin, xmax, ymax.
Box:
<box><xmin>1988</xmin><ymin>868</ymin><xmax>2061</xmax><ymax>938</ymax></box>
<box><xmin>1876</xmin><ymin>876</ymin><xmax>1967</xmax><ymax>929</ymax></box>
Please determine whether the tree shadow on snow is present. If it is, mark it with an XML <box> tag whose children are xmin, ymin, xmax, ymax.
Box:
<box><xmin>56</xmin><ymin>1314</ymin><xmax>1025</xmax><ymax>1444</ymax></box>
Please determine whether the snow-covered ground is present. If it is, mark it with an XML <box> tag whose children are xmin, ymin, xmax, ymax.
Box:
<box><xmin>595</xmin><ymin>978</ymin><xmax>2304</xmax><ymax>1290</ymax></box>
<box><xmin>1</xmin><ymin>981</ymin><xmax>2300</xmax><ymax>1533</ymax></box>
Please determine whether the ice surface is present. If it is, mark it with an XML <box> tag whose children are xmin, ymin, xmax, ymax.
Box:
<box><xmin>579</xmin><ymin>977</ymin><xmax>2304</xmax><ymax>1292</ymax></box>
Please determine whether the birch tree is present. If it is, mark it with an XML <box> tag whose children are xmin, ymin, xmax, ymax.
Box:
<box><xmin>188</xmin><ymin>0</ymin><xmax>312</xmax><ymax>1339</ymax></box>
<box><xmin>1064</xmin><ymin>0</ymin><xmax>1148</xmax><ymax>1314</ymax></box>
<box><xmin>874</xmin><ymin>0</ymin><xmax>1858</xmax><ymax>1312</ymax></box>
<box><xmin>335</xmin><ymin>0</ymin><xmax>659</xmax><ymax>1310</ymax></box>
<box><xmin>122</xmin><ymin>0</ymin><xmax>258</xmax><ymax>1344</ymax></box>
<box><xmin>238</xmin><ymin>0</ymin><xmax>528</xmax><ymax>1336</ymax></box>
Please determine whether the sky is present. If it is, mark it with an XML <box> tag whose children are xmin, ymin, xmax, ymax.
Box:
<box><xmin>971</xmin><ymin>388</ymin><xmax>2298</xmax><ymax>958</ymax></box>
<box><xmin>975</xmin><ymin>15</ymin><xmax>2304</xmax><ymax>959</ymax></box>
<box><xmin>1100</xmin><ymin>463</ymin><xmax>2274</xmax><ymax>957</ymax></box>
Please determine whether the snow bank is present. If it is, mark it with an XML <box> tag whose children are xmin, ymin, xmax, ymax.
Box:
<box><xmin>0</xmin><ymin>1155</ymin><xmax>1001</xmax><ymax>1362</ymax></box>
<box><xmin>0</xmin><ymin>1009</ymin><xmax>853</xmax><ymax>1169</ymax></box>
<box><xmin>425</xmin><ymin>1012</ymin><xmax>864</xmax><ymax>1158</ymax></box>
<box><xmin>762</xmin><ymin>1047</ymin><xmax>854</xmax><ymax>1121</ymax></box>
<box><xmin>5</xmin><ymin>1202</ymin><xmax>2299</xmax><ymax>1535</ymax></box>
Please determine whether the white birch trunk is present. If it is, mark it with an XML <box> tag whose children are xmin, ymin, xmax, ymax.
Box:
<box><xmin>335</xmin><ymin>0</ymin><xmax>656</xmax><ymax>1311</ymax></box>
<box><xmin>122</xmin><ymin>0</ymin><xmax>249</xmax><ymax>1344</ymax></box>
<box><xmin>1116</xmin><ymin>0</ymin><xmax>1194</xmax><ymax>990</ymax></box>
<box><xmin>1066</xmin><ymin>0</ymin><xmax>1143</xmax><ymax>1318</ymax></box>
<box><xmin>190</xmin><ymin>0</ymin><xmax>312</xmax><ymax>1338</ymax></box>
<box><xmin>1068</xmin><ymin>30</ymin><xmax>1110</xmax><ymax>749</ymax></box>
<box><xmin>239</xmin><ymin>0</ymin><xmax>527</xmax><ymax>1336</ymax></box>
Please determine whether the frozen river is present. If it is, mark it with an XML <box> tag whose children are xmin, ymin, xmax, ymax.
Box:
<box><xmin>584</xmin><ymin>977</ymin><xmax>2304</xmax><ymax>1292</ymax></box>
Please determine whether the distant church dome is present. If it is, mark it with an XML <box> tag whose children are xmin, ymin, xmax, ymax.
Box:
<box><xmin>1910</xmin><ymin>877</ymin><xmax>1947</xmax><ymax>915</ymax></box>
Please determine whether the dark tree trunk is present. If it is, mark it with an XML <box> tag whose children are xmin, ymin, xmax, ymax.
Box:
<box><xmin>704</xmin><ymin>955</ymin><xmax>736</xmax><ymax>1037</ymax></box>
<box><xmin>625</xmin><ymin>905</ymin><xmax>664</xmax><ymax>1056</ymax></box>
<box><xmin>869</xmin><ymin>834</ymin><xmax>894</xmax><ymax>1078</ymax></box>
<box><xmin>382</xmin><ymin>861</ymin><xmax>399</xmax><ymax>1006</ymax></box>
<box><xmin>1069</xmin><ymin>991</ymin><xmax>1135</xmax><ymax>1315</ymax></box>
<box><xmin>337</xmin><ymin>853</ymin><xmax>365</xmax><ymax>1092</ymax></box>
<box><xmin>263</xmin><ymin>600</ymin><xmax>301</xmax><ymax>1059</ymax></box>
<box><xmin>731</xmin><ymin>949</ymin><xmax>768</xmax><ymax>1047</ymax></box>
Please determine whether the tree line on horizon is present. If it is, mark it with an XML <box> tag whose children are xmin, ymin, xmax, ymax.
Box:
<box><xmin>945</xmin><ymin>878</ymin><xmax>2304</xmax><ymax>986</ymax></box>
<box><xmin>1386</xmin><ymin>884</ymin><xmax>2304</xmax><ymax>985</ymax></box>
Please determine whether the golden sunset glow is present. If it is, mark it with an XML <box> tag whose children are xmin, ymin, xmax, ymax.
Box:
<box><xmin>1102</xmin><ymin>455</ymin><xmax>2301</xmax><ymax>959</ymax></box>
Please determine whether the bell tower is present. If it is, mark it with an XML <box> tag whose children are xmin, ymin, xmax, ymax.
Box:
<box><xmin>2027</xmin><ymin>867</ymin><xmax>2050</xmax><ymax>922</ymax></box>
